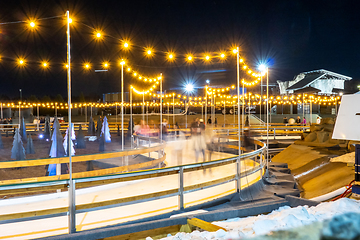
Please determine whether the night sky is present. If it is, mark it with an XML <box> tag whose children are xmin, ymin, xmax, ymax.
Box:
<box><xmin>0</xmin><ymin>0</ymin><xmax>359</xmax><ymax>99</ymax></box>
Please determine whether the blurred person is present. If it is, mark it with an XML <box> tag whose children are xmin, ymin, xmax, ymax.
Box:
<box><xmin>214</xmin><ymin>118</ymin><xmax>218</xmax><ymax>127</ymax></box>
<box><xmin>190</xmin><ymin>118</ymin><xmax>205</xmax><ymax>162</ymax></box>
<box><xmin>316</xmin><ymin>116</ymin><xmax>321</xmax><ymax>124</ymax></box>
<box><xmin>296</xmin><ymin>116</ymin><xmax>301</xmax><ymax>124</ymax></box>
<box><xmin>207</xmin><ymin>116</ymin><xmax>212</xmax><ymax>124</ymax></box>
<box><xmin>161</xmin><ymin>119</ymin><xmax>169</xmax><ymax>140</ymax></box>
<box><xmin>173</xmin><ymin>124</ymin><xmax>186</xmax><ymax>165</ymax></box>
<box><xmin>302</xmin><ymin>117</ymin><xmax>306</xmax><ymax>125</ymax></box>
<box><xmin>245</xmin><ymin>116</ymin><xmax>250</xmax><ymax>126</ymax></box>
<box><xmin>283</xmin><ymin>116</ymin><xmax>288</xmax><ymax>124</ymax></box>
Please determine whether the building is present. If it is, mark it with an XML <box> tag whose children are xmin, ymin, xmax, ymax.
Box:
<box><xmin>277</xmin><ymin>69</ymin><xmax>352</xmax><ymax>95</ymax></box>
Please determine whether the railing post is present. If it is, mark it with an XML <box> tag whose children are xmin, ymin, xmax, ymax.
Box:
<box><xmin>273</xmin><ymin>128</ymin><xmax>276</xmax><ymax>140</ymax></box>
<box><xmin>179</xmin><ymin>166</ymin><xmax>184</xmax><ymax>210</ymax></box>
<box><xmin>236</xmin><ymin>156</ymin><xmax>241</xmax><ymax>192</ymax></box>
<box><xmin>158</xmin><ymin>150</ymin><xmax>162</xmax><ymax>168</ymax></box>
<box><xmin>136</xmin><ymin>137</ymin><xmax>139</xmax><ymax>148</ymax></box>
<box><xmin>260</xmin><ymin>152</ymin><xmax>263</xmax><ymax>176</ymax></box>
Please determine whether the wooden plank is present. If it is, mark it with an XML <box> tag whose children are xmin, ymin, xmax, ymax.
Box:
<box><xmin>183</xmin><ymin>159</ymin><xmax>236</xmax><ymax>173</ymax></box>
<box><xmin>187</xmin><ymin>218</ymin><xmax>226</xmax><ymax>232</ymax></box>
<box><xmin>0</xmin><ymin>206</ymin><xmax>68</xmax><ymax>221</ymax></box>
<box><xmin>184</xmin><ymin>175</ymin><xmax>236</xmax><ymax>192</ymax></box>
<box><xmin>104</xmin><ymin>225</ymin><xmax>181</xmax><ymax>240</ymax></box>
<box><xmin>0</xmin><ymin>184</ymin><xmax>68</xmax><ymax>196</ymax></box>
<box><xmin>0</xmin><ymin>144</ymin><xmax>165</xmax><ymax>169</ymax></box>
<box><xmin>76</xmin><ymin>188</ymin><xmax>179</xmax><ymax>211</ymax></box>
<box><xmin>0</xmin><ymin>188</ymin><xmax>179</xmax><ymax>221</ymax></box>
<box><xmin>0</xmin><ymin>155</ymin><xmax>166</xmax><ymax>187</ymax></box>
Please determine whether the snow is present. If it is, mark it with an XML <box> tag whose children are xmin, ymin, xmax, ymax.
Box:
<box><xmin>159</xmin><ymin>198</ymin><xmax>360</xmax><ymax>239</ymax></box>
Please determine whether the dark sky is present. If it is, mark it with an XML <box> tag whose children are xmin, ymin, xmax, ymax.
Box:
<box><xmin>0</xmin><ymin>0</ymin><xmax>359</xmax><ymax>99</ymax></box>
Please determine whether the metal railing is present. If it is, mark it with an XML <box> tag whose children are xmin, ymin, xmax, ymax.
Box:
<box><xmin>0</xmin><ymin>133</ymin><xmax>266</xmax><ymax>226</ymax></box>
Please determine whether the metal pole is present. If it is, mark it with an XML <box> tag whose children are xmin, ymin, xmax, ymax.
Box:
<box><xmin>116</xmin><ymin>104</ymin><xmax>117</xmax><ymax>124</ymax></box>
<box><xmin>66</xmin><ymin>10</ymin><xmax>76</xmax><ymax>234</ymax></box>
<box><xmin>185</xmin><ymin>100</ymin><xmax>187</xmax><ymax>128</ymax></box>
<box><xmin>18</xmin><ymin>104</ymin><xmax>20</xmax><ymax>125</ymax></box>
<box><xmin>302</xmin><ymin>93</ymin><xmax>305</xmax><ymax>126</ymax></box>
<box><xmin>130</xmin><ymin>87</ymin><xmax>133</xmax><ymax>148</ymax></box>
<box><xmin>242</xmin><ymin>81</ymin><xmax>245</xmax><ymax>130</ymax></box>
<box><xmin>233</xmin><ymin>104</ymin><xmax>235</xmax><ymax>124</ymax></box>
<box><xmin>205</xmin><ymin>87</ymin><xmax>207</xmax><ymax>125</ymax></box>
<box><xmin>85</xmin><ymin>105</ymin><xmax>87</xmax><ymax>122</ymax></box>
<box><xmin>310</xmin><ymin>101</ymin><xmax>312</xmax><ymax>124</ymax></box>
<box><xmin>160</xmin><ymin>73</ymin><xmax>163</xmax><ymax>141</ymax></box>
<box><xmin>236</xmin><ymin>47</ymin><xmax>241</xmax><ymax>192</ymax></box>
<box><xmin>90</xmin><ymin>105</ymin><xmax>92</xmax><ymax>118</ymax></box>
<box><xmin>173</xmin><ymin>94</ymin><xmax>175</xmax><ymax>127</ymax></box>
<box><xmin>142</xmin><ymin>93</ymin><xmax>145</xmax><ymax>122</ymax></box>
<box><xmin>266</xmin><ymin>68</ymin><xmax>269</xmax><ymax>171</ymax></box>
<box><xmin>55</xmin><ymin>104</ymin><xmax>57</xmax><ymax>117</ymax></box>
<box><xmin>179</xmin><ymin>166</ymin><xmax>184</xmax><ymax>210</ymax></box>
<box><xmin>223</xmin><ymin>100</ymin><xmax>226</xmax><ymax>127</ymax></box>
<box><xmin>146</xmin><ymin>104</ymin><xmax>149</xmax><ymax>125</ymax></box>
<box><xmin>202</xmin><ymin>103</ymin><xmax>203</xmax><ymax>121</ymax></box>
<box><xmin>248</xmin><ymin>93</ymin><xmax>250</xmax><ymax>126</ymax></box>
<box><xmin>260</xmin><ymin>75</ymin><xmax>262</xmax><ymax>124</ymax></box>
<box><xmin>121</xmin><ymin>64</ymin><xmax>124</xmax><ymax>151</ymax></box>
<box><xmin>37</xmin><ymin>105</ymin><xmax>39</xmax><ymax>131</ymax></box>
<box><xmin>1</xmin><ymin>103</ymin><xmax>3</xmax><ymax>119</ymax></box>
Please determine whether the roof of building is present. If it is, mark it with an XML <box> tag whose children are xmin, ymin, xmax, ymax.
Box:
<box><xmin>286</xmin><ymin>69</ymin><xmax>352</xmax><ymax>91</ymax></box>
<box><xmin>287</xmin><ymin>72</ymin><xmax>325</xmax><ymax>90</ymax></box>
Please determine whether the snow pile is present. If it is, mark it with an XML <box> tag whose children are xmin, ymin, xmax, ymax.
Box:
<box><xmin>156</xmin><ymin>198</ymin><xmax>360</xmax><ymax>240</ymax></box>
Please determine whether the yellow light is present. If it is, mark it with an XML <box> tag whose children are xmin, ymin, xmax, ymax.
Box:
<box><xmin>68</xmin><ymin>18</ymin><xmax>73</xmax><ymax>23</ymax></box>
<box><xmin>85</xmin><ymin>64</ymin><xmax>90</xmax><ymax>69</ymax></box>
<box><xmin>146</xmin><ymin>49</ymin><xmax>152</xmax><ymax>55</ymax></box>
<box><xmin>127</xmin><ymin>67</ymin><xmax>131</xmax><ymax>71</ymax></box>
<box><xmin>120</xmin><ymin>60</ymin><xmax>125</xmax><ymax>65</ymax></box>
<box><xmin>42</xmin><ymin>62</ymin><xmax>48</xmax><ymax>67</ymax></box>
<box><xmin>240</xmin><ymin>58</ymin><xmax>244</xmax><ymax>63</ymax></box>
<box><xmin>19</xmin><ymin>59</ymin><xmax>24</xmax><ymax>65</ymax></box>
<box><xmin>103</xmin><ymin>62</ymin><xmax>109</xmax><ymax>68</ymax></box>
<box><xmin>232</xmin><ymin>49</ymin><xmax>238</xmax><ymax>54</ymax></box>
<box><xmin>220</xmin><ymin>53</ymin><xmax>225</xmax><ymax>59</ymax></box>
<box><xmin>168</xmin><ymin>53</ymin><xmax>174</xmax><ymax>59</ymax></box>
<box><xmin>205</xmin><ymin>55</ymin><xmax>210</xmax><ymax>61</ymax></box>
<box><xmin>29</xmin><ymin>22</ymin><xmax>35</xmax><ymax>28</ymax></box>
<box><xmin>134</xmin><ymin>72</ymin><xmax>137</xmax><ymax>76</ymax></box>
<box><xmin>96</xmin><ymin>32</ymin><xmax>101</xmax><ymax>38</ymax></box>
<box><xmin>124</xmin><ymin>42</ymin><xmax>129</xmax><ymax>48</ymax></box>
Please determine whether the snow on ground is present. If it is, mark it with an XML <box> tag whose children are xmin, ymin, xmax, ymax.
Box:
<box><xmin>155</xmin><ymin>198</ymin><xmax>360</xmax><ymax>240</ymax></box>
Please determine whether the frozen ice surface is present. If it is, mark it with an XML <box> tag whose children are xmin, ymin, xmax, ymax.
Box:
<box><xmin>158</xmin><ymin>198</ymin><xmax>360</xmax><ymax>240</ymax></box>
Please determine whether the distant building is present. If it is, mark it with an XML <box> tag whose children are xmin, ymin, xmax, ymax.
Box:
<box><xmin>277</xmin><ymin>69</ymin><xmax>352</xmax><ymax>95</ymax></box>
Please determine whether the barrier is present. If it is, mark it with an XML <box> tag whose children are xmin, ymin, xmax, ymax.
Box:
<box><xmin>0</xmin><ymin>134</ymin><xmax>266</xmax><ymax>225</ymax></box>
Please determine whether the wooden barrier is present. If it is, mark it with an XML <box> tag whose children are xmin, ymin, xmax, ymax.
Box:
<box><xmin>0</xmin><ymin>144</ymin><xmax>164</xmax><ymax>169</ymax></box>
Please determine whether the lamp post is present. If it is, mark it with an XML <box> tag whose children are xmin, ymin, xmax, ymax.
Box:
<box><xmin>235</xmin><ymin>47</ymin><xmax>241</xmax><ymax>192</ymax></box>
<box><xmin>66</xmin><ymin>10</ymin><xmax>76</xmax><ymax>234</ymax></box>
<box><xmin>120</xmin><ymin>60</ymin><xmax>125</xmax><ymax>151</ymax></box>
<box><xmin>160</xmin><ymin>73</ymin><xmax>163</xmax><ymax>141</ymax></box>
<box><xmin>205</xmin><ymin>79</ymin><xmax>210</xmax><ymax>124</ymax></box>
<box><xmin>259</xmin><ymin>64</ymin><xmax>269</xmax><ymax>170</ymax></box>
<box><xmin>130</xmin><ymin>86</ymin><xmax>133</xmax><ymax>148</ymax></box>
